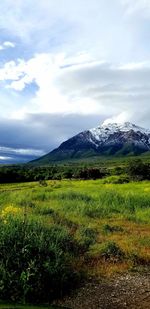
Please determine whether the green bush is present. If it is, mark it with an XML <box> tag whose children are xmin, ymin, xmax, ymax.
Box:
<box><xmin>0</xmin><ymin>218</ymin><xmax>80</xmax><ymax>303</ymax></box>
<box><xmin>100</xmin><ymin>241</ymin><xmax>124</xmax><ymax>261</ymax></box>
<box><xmin>103</xmin><ymin>175</ymin><xmax>130</xmax><ymax>184</ymax></box>
<box><xmin>39</xmin><ymin>179</ymin><xmax>48</xmax><ymax>186</ymax></box>
<box><xmin>74</xmin><ymin>168</ymin><xmax>107</xmax><ymax>180</ymax></box>
<box><xmin>127</xmin><ymin>159</ymin><xmax>150</xmax><ymax>180</ymax></box>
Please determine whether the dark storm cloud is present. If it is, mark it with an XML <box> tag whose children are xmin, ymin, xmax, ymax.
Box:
<box><xmin>0</xmin><ymin>113</ymin><xmax>106</xmax><ymax>162</ymax></box>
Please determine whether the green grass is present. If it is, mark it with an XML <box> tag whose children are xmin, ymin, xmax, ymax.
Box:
<box><xmin>0</xmin><ymin>179</ymin><xmax>150</xmax><ymax>302</ymax></box>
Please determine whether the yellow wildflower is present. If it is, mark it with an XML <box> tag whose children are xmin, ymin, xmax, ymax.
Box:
<box><xmin>1</xmin><ymin>205</ymin><xmax>22</xmax><ymax>221</ymax></box>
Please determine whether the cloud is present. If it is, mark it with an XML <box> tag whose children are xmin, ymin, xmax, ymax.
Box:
<box><xmin>0</xmin><ymin>40</ymin><xmax>15</xmax><ymax>51</ymax></box>
<box><xmin>3</xmin><ymin>41</ymin><xmax>15</xmax><ymax>48</ymax></box>
<box><xmin>103</xmin><ymin>112</ymin><xmax>131</xmax><ymax>125</ymax></box>
<box><xmin>0</xmin><ymin>54</ymin><xmax>105</xmax><ymax>115</ymax></box>
<box><xmin>0</xmin><ymin>156</ymin><xmax>12</xmax><ymax>160</ymax></box>
<box><xmin>1</xmin><ymin>54</ymin><xmax>150</xmax><ymax>127</ymax></box>
<box><xmin>0</xmin><ymin>0</ymin><xmax>147</xmax><ymax>120</ymax></box>
<box><xmin>0</xmin><ymin>146</ymin><xmax>44</xmax><ymax>157</ymax></box>
<box><xmin>0</xmin><ymin>0</ymin><xmax>136</xmax><ymax>62</ymax></box>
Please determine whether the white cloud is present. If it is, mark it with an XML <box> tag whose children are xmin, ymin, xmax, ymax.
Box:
<box><xmin>0</xmin><ymin>41</ymin><xmax>15</xmax><ymax>51</ymax></box>
<box><xmin>0</xmin><ymin>60</ymin><xmax>26</xmax><ymax>81</ymax></box>
<box><xmin>3</xmin><ymin>41</ymin><xmax>15</xmax><ymax>48</ymax></box>
<box><xmin>0</xmin><ymin>53</ymin><xmax>103</xmax><ymax>115</ymax></box>
<box><xmin>103</xmin><ymin>112</ymin><xmax>131</xmax><ymax>125</ymax></box>
<box><xmin>0</xmin><ymin>146</ymin><xmax>45</xmax><ymax>157</ymax></box>
<box><xmin>1</xmin><ymin>53</ymin><xmax>150</xmax><ymax>123</ymax></box>
<box><xmin>0</xmin><ymin>156</ymin><xmax>12</xmax><ymax>160</ymax></box>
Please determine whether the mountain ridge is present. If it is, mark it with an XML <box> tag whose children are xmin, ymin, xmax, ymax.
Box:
<box><xmin>31</xmin><ymin>122</ymin><xmax>150</xmax><ymax>164</ymax></box>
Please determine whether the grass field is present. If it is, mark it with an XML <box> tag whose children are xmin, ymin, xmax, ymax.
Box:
<box><xmin>0</xmin><ymin>178</ymin><xmax>150</xmax><ymax>303</ymax></box>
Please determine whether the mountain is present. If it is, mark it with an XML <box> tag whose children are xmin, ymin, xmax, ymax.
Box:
<box><xmin>31</xmin><ymin>122</ymin><xmax>150</xmax><ymax>164</ymax></box>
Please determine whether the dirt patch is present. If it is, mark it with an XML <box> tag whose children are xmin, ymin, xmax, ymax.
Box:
<box><xmin>53</xmin><ymin>270</ymin><xmax>150</xmax><ymax>309</ymax></box>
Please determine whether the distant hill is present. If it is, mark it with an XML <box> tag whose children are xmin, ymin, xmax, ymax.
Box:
<box><xmin>31</xmin><ymin>122</ymin><xmax>150</xmax><ymax>164</ymax></box>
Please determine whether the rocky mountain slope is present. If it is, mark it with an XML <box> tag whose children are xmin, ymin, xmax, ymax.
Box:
<box><xmin>32</xmin><ymin>122</ymin><xmax>150</xmax><ymax>164</ymax></box>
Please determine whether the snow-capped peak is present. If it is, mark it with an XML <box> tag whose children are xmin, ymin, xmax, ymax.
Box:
<box><xmin>101</xmin><ymin>122</ymin><xmax>150</xmax><ymax>133</ymax></box>
<box><xmin>89</xmin><ymin>121</ymin><xmax>150</xmax><ymax>144</ymax></box>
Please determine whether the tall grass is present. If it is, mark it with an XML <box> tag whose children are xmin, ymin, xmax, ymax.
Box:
<box><xmin>0</xmin><ymin>216</ymin><xmax>80</xmax><ymax>303</ymax></box>
<box><xmin>0</xmin><ymin>179</ymin><xmax>150</xmax><ymax>303</ymax></box>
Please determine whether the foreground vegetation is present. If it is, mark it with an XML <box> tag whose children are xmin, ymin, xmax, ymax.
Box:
<box><xmin>0</xmin><ymin>177</ymin><xmax>150</xmax><ymax>304</ymax></box>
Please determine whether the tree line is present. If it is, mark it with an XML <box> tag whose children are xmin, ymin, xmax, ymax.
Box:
<box><xmin>0</xmin><ymin>159</ymin><xmax>150</xmax><ymax>183</ymax></box>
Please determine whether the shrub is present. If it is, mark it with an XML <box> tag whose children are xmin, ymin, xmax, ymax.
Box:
<box><xmin>0</xmin><ymin>218</ymin><xmax>80</xmax><ymax>303</ymax></box>
<box><xmin>103</xmin><ymin>175</ymin><xmax>130</xmax><ymax>184</ymax></box>
<box><xmin>127</xmin><ymin>159</ymin><xmax>150</xmax><ymax>180</ymax></box>
<box><xmin>39</xmin><ymin>179</ymin><xmax>48</xmax><ymax>186</ymax></box>
<box><xmin>100</xmin><ymin>241</ymin><xmax>124</xmax><ymax>262</ymax></box>
<box><xmin>75</xmin><ymin>168</ymin><xmax>107</xmax><ymax>180</ymax></box>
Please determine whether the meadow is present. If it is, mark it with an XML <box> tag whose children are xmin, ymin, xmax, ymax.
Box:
<box><xmin>0</xmin><ymin>177</ymin><xmax>150</xmax><ymax>304</ymax></box>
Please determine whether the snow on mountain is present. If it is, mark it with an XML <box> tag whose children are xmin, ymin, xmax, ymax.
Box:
<box><xmin>90</xmin><ymin>122</ymin><xmax>150</xmax><ymax>146</ymax></box>
<box><xmin>31</xmin><ymin>122</ymin><xmax>150</xmax><ymax>164</ymax></box>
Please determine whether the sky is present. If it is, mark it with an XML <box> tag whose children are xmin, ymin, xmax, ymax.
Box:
<box><xmin>0</xmin><ymin>0</ymin><xmax>150</xmax><ymax>163</ymax></box>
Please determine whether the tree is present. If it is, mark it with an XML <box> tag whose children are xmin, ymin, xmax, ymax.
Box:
<box><xmin>127</xmin><ymin>159</ymin><xmax>150</xmax><ymax>180</ymax></box>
